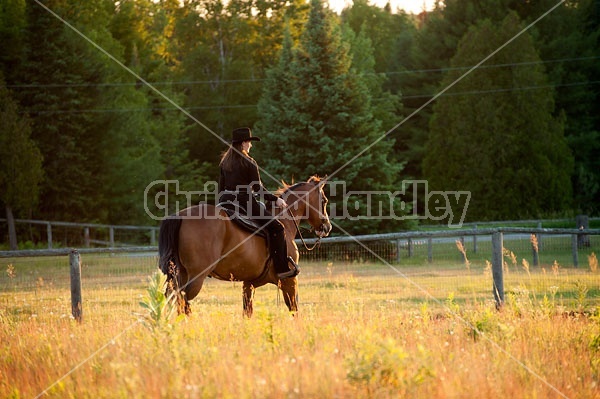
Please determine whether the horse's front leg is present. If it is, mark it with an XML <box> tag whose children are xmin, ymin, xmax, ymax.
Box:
<box><xmin>279</xmin><ymin>277</ymin><xmax>299</xmax><ymax>314</ymax></box>
<box><xmin>242</xmin><ymin>282</ymin><xmax>255</xmax><ymax>318</ymax></box>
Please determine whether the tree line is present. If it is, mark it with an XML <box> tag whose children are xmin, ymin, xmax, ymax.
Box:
<box><xmin>1</xmin><ymin>0</ymin><xmax>599</xmax><ymax>246</ymax></box>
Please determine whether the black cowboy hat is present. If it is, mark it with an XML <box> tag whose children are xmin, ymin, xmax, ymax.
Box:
<box><xmin>232</xmin><ymin>127</ymin><xmax>261</xmax><ymax>143</ymax></box>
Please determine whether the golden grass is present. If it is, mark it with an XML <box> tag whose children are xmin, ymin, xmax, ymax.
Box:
<box><xmin>1</xmin><ymin>258</ymin><xmax>599</xmax><ymax>398</ymax></box>
<box><xmin>590</xmin><ymin>252</ymin><xmax>598</xmax><ymax>273</ymax></box>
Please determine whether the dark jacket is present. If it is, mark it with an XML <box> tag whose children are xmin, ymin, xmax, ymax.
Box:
<box><xmin>219</xmin><ymin>155</ymin><xmax>277</xmax><ymax>202</ymax></box>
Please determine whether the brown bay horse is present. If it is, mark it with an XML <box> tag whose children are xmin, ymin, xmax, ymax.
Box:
<box><xmin>158</xmin><ymin>176</ymin><xmax>332</xmax><ymax>317</ymax></box>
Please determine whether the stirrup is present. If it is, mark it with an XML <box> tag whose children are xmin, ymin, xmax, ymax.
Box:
<box><xmin>277</xmin><ymin>256</ymin><xmax>300</xmax><ymax>279</ymax></box>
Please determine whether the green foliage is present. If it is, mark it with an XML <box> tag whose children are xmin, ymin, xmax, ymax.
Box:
<box><xmin>398</xmin><ymin>0</ymin><xmax>511</xmax><ymax>180</ymax></box>
<box><xmin>345</xmin><ymin>332</ymin><xmax>408</xmax><ymax>388</ymax></box>
<box><xmin>445</xmin><ymin>292</ymin><xmax>460</xmax><ymax>314</ymax></box>
<box><xmin>342</xmin><ymin>22</ymin><xmax>402</xmax><ymax>134</ymax></box>
<box><xmin>173</xmin><ymin>0</ymin><xmax>309</xmax><ymax>174</ymax></box>
<box><xmin>423</xmin><ymin>12</ymin><xmax>574</xmax><ymax>221</ymax></box>
<box><xmin>0</xmin><ymin>79</ymin><xmax>43</xmax><ymax>214</ymax></box>
<box><xmin>0</xmin><ymin>0</ymin><xmax>27</xmax><ymax>82</ymax></box>
<box><xmin>1</xmin><ymin>0</ymin><xmax>599</xmax><ymax>234</ymax></box>
<box><xmin>256</xmin><ymin>0</ymin><xmax>407</xmax><ymax>234</ymax></box>
<box><xmin>345</xmin><ymin>331</ymin><xmax>433</xmax><ymax>393</ymax></box>
<box><xmin>512</xmin><ymin>0</ymin><xmax>600</xmax><ymax>215</ymax></box>
<box><xmin>0</xmin><ymin>0</ymin><xmax>206</xmax><ymax>225</ymax></box>
<box><xmin>138</xmin><ymin>271</ymin><xmax>179</xmax><ymax>331</ymax></box>
<box><xmin>574</xmin><ymin>280</ymin><xmax>589</xmax><ymax>312</ymax></box>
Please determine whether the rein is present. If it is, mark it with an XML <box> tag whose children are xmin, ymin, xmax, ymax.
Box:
<box><xmin>286</xmin><ymin>207</ymin><xmax>322</xmax><ymax>251</ymax></box>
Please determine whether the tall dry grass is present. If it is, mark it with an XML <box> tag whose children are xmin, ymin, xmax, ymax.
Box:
<box><xmin>1</xmin><ymin>256</ymin><xmax>599</xmax><ymax>398</ymax></box>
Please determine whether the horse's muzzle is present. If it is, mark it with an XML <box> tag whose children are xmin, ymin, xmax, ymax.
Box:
<box><xmin>316</xmin><ymin>222</ymin><xmax>332</xmax><ymax>238</ymax></box>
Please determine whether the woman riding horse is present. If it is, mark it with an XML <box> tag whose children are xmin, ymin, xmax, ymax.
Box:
<box><xmin>158</xmin><ymin>127</ymin><xmax>332</xmax><ymax>316</ymax></box>
<box><xmin>219</xmin><ymin>127</ymin><xmax>299</xmax><ymax>280</ymax></box>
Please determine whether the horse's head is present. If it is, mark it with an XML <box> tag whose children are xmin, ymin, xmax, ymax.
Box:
<box><xmin>282</xmin><ymin>176</ymin><xmax>332</xmax><ymax>238</ymax></box>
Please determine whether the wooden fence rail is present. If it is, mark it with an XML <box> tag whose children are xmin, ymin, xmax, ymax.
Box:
<box><xmin>0</xmin><ymin>218</ymin><xmax>159</xmax><ymax>249</ymax></box>
<box><xmin>2</xmin><ymin>216</ymin><xmax>597</xmax><ymax>250</ymax></box>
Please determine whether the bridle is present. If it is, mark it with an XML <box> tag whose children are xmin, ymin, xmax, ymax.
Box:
<box><xmin>287</xmin><ymin>207</ymin><xmax>322</xmax><ymax>251</ymax></box>
<box><xmin>284</xmin><ymin>182</ymin><xmax>328</xmax><ymax>251</ymax></box>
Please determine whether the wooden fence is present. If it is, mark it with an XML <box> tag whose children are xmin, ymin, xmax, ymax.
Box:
<box><xmin>1</xmin><ymin>226</ymin><xmax>598</xmax><ymax>321</ymax></box>
<box><xmin>0</xmin><ymin>218</ymin><xmax>159</xmax><ymax>249</ymax></box>
<box><xmin>1</xmin><ymin>216</ymin><xmax>596</xmax><ymax>250</ymax></box>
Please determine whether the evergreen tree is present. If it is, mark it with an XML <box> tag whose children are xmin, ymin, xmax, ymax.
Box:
<box><xmin>341</xmin><ymin>0</ymin><xmax>412</xmax><ymax>79</ymax></box>
<box><xmin>255</xmin><ymin>26</ymin><xmax>299</xmax><ymax>180</ymax></box>
<box><xmin>109</xmin><ymin>0</ymin><xmax>206</xmax><ymax>222</ymax></box>
<box><xmin>17</xmin><ymin>0</ymin><xmax>189</xmax><ymax>225</ymax></box>
<box><xmin>0</xmin><ymin>0</ymin><xmax>27</xmax><ymax>83</ymax></box>
<box><xmin>256</xmin><ymin>0</ymin><xmax>405</xmax><ymax>234</ymax></box>
<box><xmin>512</xmin><ymin>0</ymin><xmax>600</xmax><ymax>214</ymax></box>
<box><xmin>399</xmin><ymin>0</ymin><xmax>512</xmax><ymax>181</ymax></box>
<box><xmin>343</xmin><ymin>23</ymin><xmax>402</xmax><ymax>135</ymax></box>
<box><xmin>18</xmin><ymin>0</ymin><xmax>105</xmax><ymax>221</ymax></box>
<box><xmin>0</xmin><ymin>78</ymin><xmax>43</xmax><ymax>249</ymax></box>
<box><xmin>176</xmin><ymin>0</ymin><xmax>309</xmax><ymax>177</ymax></box>
<box><xmin>423</xmin><ymin>12</ymin><xmax>573</xmax><ymax>221</ymax></box>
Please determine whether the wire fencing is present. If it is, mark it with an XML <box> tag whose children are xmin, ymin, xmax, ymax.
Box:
<box><xmin>0</xmin><ymin>228</ymin><xmax>598</xmax><ymax>321</ymax></box>
<box><xmin>298</xmin><ymin>229</ymin><xmax>597</xmax><ymax>267</ymax></box>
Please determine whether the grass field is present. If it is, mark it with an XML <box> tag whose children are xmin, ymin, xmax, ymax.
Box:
<box><xmin>1</xmin><ymin>252</ymin><xmax>599</xmax><ymax>398</ymax></box>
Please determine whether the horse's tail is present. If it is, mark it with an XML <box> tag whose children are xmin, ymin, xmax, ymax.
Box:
<box><xmin>158</xmin><ymin>216</ymin><xmax>182</xmax><ymax>277</ymax></box>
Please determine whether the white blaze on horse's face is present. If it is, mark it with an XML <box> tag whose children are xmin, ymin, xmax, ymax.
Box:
<box><xmin>314</xmin><ymin>183</ymin><xmax>332</xmax><ymax>238</ymax></box>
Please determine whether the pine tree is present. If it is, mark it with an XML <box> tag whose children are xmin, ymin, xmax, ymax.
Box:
<box><xmin>399</xmin><ymin>0</ymin><xmax>512</xmax><ymax>181</ymax></box>
<box><xmin>343</xmin><ymin>23</ymin><xmax>402</xmax><ymax>140</ymax></box>
<box><xmin>0</xmin><ymin>0</ymin><xmax>27</xmax><ymax>83</ymax></box>
<box><xmin>173</xmin><ymin>0</ymin><xmax>309</xmax><ymax>177</ymax></box>
<box><xmin>0</xmin><ymin>78</ymin><xmax>43</xmax><ymax>249</ymax></box>
<box><xmin>18</xmin><ymin>0</ymin><xmax>103</xmax><ymax>221</ymax></box>
<box><xmin>255</xmin><ymin>26</ymin><xmax>299</xmax><ymax>181</ymax></box>
<box><xmin>423</xmin><ymin>12</ymin><xmax>573</xmax><ymax>221</ymax></box>
<box><xmin>514</xmin><ymin>0</ymin><xmax>600</xmax><ymax>214</ymax></box>
<box><xmin>18</xmin><ymin>0</ymin><xmax>182</xmax><ymax>224</ymax></box>
<box><xmin>256</xmin><ymin>0</ymin><xmax>405</xmax><ymax>234</ymax></box>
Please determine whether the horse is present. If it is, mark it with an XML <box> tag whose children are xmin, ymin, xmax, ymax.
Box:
<box><xmin>158</xmin><ymin>175</ymin><xmax>332</xmax><ymax>317</ymax></box>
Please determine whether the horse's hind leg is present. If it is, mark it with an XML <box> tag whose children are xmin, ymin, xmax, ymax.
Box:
<box><xmin>279</xmin><ymin>278</ymin><xmax>299</xmax><ymax>314</ymax></box>
<box><xmin>243</xmin><ymin>282</ymin><xmax>255</xmax><ymax>318</ymax></box>
<box><xmin>165</xmin><ymin>262</ymin><xmax>191</xmax><ymax>315</ymax></box>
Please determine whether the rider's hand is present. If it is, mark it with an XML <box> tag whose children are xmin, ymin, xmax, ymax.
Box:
<box><xmin>276</xmin><ymin>198</ymin><xmax>288</xmax><ymax>208</ymax></box>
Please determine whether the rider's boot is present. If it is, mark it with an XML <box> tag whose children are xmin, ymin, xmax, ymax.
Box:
<box><xmin>270</xmin><ymin>229</ymin><xmax>300</xmax><ymax>279</ymax></box>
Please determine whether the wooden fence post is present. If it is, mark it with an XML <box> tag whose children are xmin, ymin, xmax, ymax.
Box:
<box><xmin>70</xmin><ymin>250</ymin><xmax>83</xmax><ymax>322</ymax></box>
<box><xmin>427</xmin><ymin>237</ymin><xmax>433</xmax><ymax>263</ymax></box>
<box><xmin>109</xmin><ymin>227</ymin><xmax>115</xmax><ymax>247</ymax></box>
<box><xmin>150</xmin><ymin>228</ymin><xmax>156</xmax><ymax>246</ymax></box>
<box><xmin>576</xmin><ymin>215</ymin><xmax>590</xmax><ymax>248</ymax></box>
<box><xmin>47</xmin><ymin>223</ymin><xmax>53</xmax><ymax>249</ymax></box>
<box><xmin>537</xmin><ymin>222</ymin><xmax>543</xmax><ymax>251</ymax></box>
<box><xmin>571</xmin><ymin>234</ymin><xmax>579</xmax><ymax>268</ymax></box>
<box><xmin>396</xmin><ymin>239</ymin><xmax>402</xmax><ymax>263</ymax></box>
<box><xmin>84</xmin><ymin>227</ymin><xmax>90</xmax><ymax>248</ymax></box>
<box><xmin>491</xmin><ymin>231</ymin><xmax>504</xmax><ymax>309</ymax></box>
<box><xmin>473</xmin><ymin>225</ymin><xmax>478</xmax><ymax>254</ymax></box>
<box><xmin>407</xmin><ymin>238</ymin><xmax>413</xmax><ymax>258</ymax></box>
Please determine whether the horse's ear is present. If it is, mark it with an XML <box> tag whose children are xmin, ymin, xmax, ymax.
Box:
<box><xmin>308</xmin><ymin>174</ymin><xmax>326</xmax><ymax>185</ymax></box>
<box><xmin>315</xmin><ymin>175</ymin><xmax>327</xmax><ymax>187</ymax></box>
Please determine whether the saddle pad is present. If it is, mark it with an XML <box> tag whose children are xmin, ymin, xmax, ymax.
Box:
<box><xmin>217</xmin><ymin>202</ymin><xmax>267</xmax><ymax>239</ymax></box>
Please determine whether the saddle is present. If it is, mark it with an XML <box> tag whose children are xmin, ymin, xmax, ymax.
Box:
<box><xmin>217</xmin><ymin>201</ymin><xmax>267</xmax><ymax>239</ymax></box>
